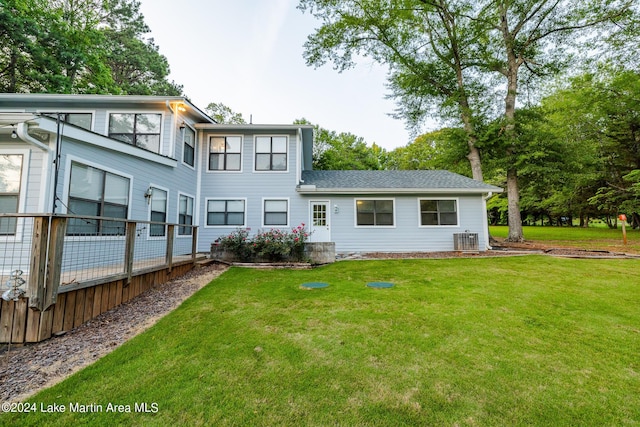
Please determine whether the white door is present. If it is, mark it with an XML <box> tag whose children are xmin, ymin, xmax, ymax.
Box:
<box><xmin>309</xmin><ymin>201</ymin><xmax>331</xmax><ymax>242</ymax></box>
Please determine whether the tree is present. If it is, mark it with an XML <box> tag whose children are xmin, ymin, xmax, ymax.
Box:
<box><xmin>205</xmin><ymin>102</ymin><xmax>247</xmax><ymax>124</ymax></box>
<box><xmin>299</xmin><ymin>0</ymin><xmax>638</xmax><ymax>241</ymax></box>
<box><xmin>295</xmin><ymin>118</ymin><xmax>388</xmax><ymax>170</ymax></box>
<box><xmin>0</xmin><ymin>0</ymin><xmax>181</xmax><ymax>95</ymax></box>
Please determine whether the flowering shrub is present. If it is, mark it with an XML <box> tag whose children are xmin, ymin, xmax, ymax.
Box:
<box><xmin>215</xmin><ymin>224</ymin><xmax>310</xmax><ymax>262</ymax></box>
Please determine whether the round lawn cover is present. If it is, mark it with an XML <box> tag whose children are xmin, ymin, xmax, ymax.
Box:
<box><xmin>367</xmin><ymin>281</ymin><xmax>394</xmax><ymax>289</ymax></box>
<box><xmin>300</xmin><ymin>282</ymin><xmax>329</xmax><ymax>289</ymax></box>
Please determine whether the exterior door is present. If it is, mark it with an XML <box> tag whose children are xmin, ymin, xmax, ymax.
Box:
<box><xmin>309</xmin><ymin>201</ymin><xmax>331</xmax><ymax>242</ymax></box>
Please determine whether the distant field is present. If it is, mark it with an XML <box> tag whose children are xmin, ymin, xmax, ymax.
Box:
<box><xmin>490</xmin><ymin>225</ymin><xmax>640</xmax><ymax>253</ymax></box>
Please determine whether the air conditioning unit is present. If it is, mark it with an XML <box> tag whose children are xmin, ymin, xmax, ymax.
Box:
<box><xmin>453</xmin><ymin>232</ymin><xmax>479</xmax><ymax>252</ymax></box>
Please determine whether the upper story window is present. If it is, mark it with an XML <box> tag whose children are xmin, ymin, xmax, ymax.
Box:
<box><xmin>255</xmin><ymin>136</ymin><xmax>287</xmax><ymax>171</ymax></box>
<box><xmin>0</xmin><ymin>154</ymin><xmax>23</xmax><ymax>235</ymax></box>
<box><xmin>356</xmin><ymin>199</ymin><xmax>394</xmax><ymax>227</ymax></box>
<box><xmin>43</xmin><ymin>113</ymin><xmax>92</xmax><ymax>130</ymax></box>
<box><xmin>209</xmin><ymin>136</ymin><xmax>242</xmax><ymax>171</ymax></box>
<box><xmin>108</xmin><ymin>113</ymin><xmax>162</xmax><ymax>153</ymax></box>
<box><xmin>420</xmin><ymin>199</ymin><xmax>458</xmax><ymax>226</ymax></box>
<box><xmin>183</xmin><ymin>127</ymin><xmax>196</xmax><ymax>167</ymax></box>
<box><xmin>67</xmin><ymin>162</ymin><xmax>130</xmax><ymax>236</ymax></box>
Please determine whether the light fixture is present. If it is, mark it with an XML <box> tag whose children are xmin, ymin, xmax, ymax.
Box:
<box><xmin>11</xmin><ymin>128</ymin><xmax>17</xmax><ymax>139</ymax></box>
<box><xmin>177</xmin><ymin>103</ymin><xmax>186</xmax><ymax>112</ymax></box>
<box><xmin>144</xmin><ymin>187</ymin><xmax>153</xmax><ymax>204</ymax></box>
<box><xmin>179</xmin><ymin>121</ymin><xmax>186</xmax><ymax>130</ymax></box>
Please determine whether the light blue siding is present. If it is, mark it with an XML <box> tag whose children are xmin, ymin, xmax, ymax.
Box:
<box><xmin>300</xmin><ymin>194</ymin><xmax>489</xmax><ymax>253</ymax></box>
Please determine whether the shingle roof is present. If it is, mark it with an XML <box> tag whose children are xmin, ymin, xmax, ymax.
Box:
<box><xmin>299</xmin><ymin>170</ymin><xmax>502</xmax><ymax>193</ymax></box>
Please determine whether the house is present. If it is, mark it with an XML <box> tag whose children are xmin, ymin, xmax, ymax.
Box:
<box><xmin>0</xmin><ymin>93</ymin><xmax>502</xmax><ymax>258</ymax></box>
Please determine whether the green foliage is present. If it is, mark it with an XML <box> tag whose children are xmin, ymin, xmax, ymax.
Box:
<box><xmin>0</xmin><ymin>0</ymin><xmax>181</xmax><ymax>95</ymax></box>
<box><xmin>205</xmin><ymin>102</ymin><xmax>247</xmax><ymax>124</ymax></box>
<box><xmin>9</xmin><ymin>258</ymin><xmax>640</xmax><ymax>425</ymax></box>
<box><xmin>215</xmin><ymin>224</ymin><xmax>309</xmax><ymax>262</ymax></box>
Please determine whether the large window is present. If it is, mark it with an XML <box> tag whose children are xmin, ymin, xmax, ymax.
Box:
<box><xmin>263</xmin><ymin>199</ymin><xmax>288</xmax><ymax>226</ymax></box>
<box><xmin>67</xmin><ymin>162</ymin><xmax>130</xmax><ymax>236</ymax></box>
<box><xmin>43</xmin><ymin>112</ymin><xmax>93</xmax><ymax>130</ymax></box>
<box><xmin>356</xmin><ymin>199</ymin><xmax>394</xmax><ymax>226</ymax></box>
<box><xmin>420</xmin><ymin>199</ymin><xmax>458</xmax><ymax>226</ymax></box>
<box><xmin>255</xmin><ymin>136</ymin><xmax>287</xmax><ymax>171</ymax></box>
<box><xmin>207</xmin><ymin>199</ymin><xmax>245</xmax><ymax>226</ymax></box>
<box><xmin>209</xmin><ymin>136</ymin><xmax>241</xmax><ymax>171</ymax></box>
<box><xmin>149</xmin><ymin>188</ymin><xmax>167</xmax><ymax>237</ymax></box>
<box><xmin>183</xmin><ymin>127</ymin><xmax>196</xmax><ymax>167</ymax></box>
<box><xmin>0</xmin><ymin>154</ymin><xmax>23</xmax><ymax>235</ymax></box>
<box><xmin>109</xmin><ymin>113</ymin><xmax>162</xmax><ymax>153</ymax></box>
<box><xmin>178</xmin><ymin>194</ymin><xmax>194</xmax><ymax>235</ymax></box>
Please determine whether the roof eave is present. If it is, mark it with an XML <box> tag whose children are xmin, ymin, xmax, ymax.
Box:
<box><xmin>296</xmin><ymin>187</ymin><xmax>503</xmax><ymax>194</ymax></box>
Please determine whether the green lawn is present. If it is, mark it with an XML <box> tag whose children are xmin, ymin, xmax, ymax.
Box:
<box><xmin>4</xmin><ymin>257</ymin><xmax>640</xmax><ymax>426</ymax></box>
<box><xmin>491</xmin><ymin>225</ymin><xmax>640</xmax><ymax>253</ymax></box>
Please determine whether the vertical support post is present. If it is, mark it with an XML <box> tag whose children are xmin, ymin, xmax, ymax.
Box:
<box><xmin>42</xmin><ymin>216</ymin><xmax>67</xmax><ymax>312</ymax></box>
<box><xmin>166</xmin><ymin>224</ymin><xmax>175</xmax><ymax>273</ymax></box>
<box><xmin>124</xmin><ymin>221</ymin><xmax>136</xmax><ymax>285</ymax></box>
<box><xmin>28</xmin><ymin>216</ymin><xmax>49</xmax><ymax>311</ymax></box>
<box><xmin>191</xmin><ymin>226</ymin><xmax>198</xmax><ymax>262</ymax></box>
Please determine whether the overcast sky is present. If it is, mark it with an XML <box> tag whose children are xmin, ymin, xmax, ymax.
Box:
<box><xmin>138</xmin><ymin>0</ymin><xmax>415</xmax><ymax>150</ymax></box>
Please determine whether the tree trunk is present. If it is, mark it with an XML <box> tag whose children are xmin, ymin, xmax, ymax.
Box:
<box><xmin>506</xmin><ymin>167</ymin><xmax>523</xmax><ymax>241</ymax></box>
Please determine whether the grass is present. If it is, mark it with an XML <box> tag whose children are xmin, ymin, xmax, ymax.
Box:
<box><xmin>490</xmin><ymin>225</ymin><xmax>640</xmax><ymax>253</ymax></box>
<box><xmin>3</xmin><ymin>256</ymin><xmax>639</xmax><ymax>426</ymax></box>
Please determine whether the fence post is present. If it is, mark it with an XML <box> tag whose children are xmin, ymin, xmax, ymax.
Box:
<box><xmin>166</xmin><ymin>224</ymin><xmax>175</xmax><ymax>272</ymax></box>
<box><xmin>28</xmin><ymin>216</ymin><xmax>49</xmax><ymax>311</ymax></box>
<box><xmin>191</xmin><ymin>226</ymin><xmax>198</xmax><ymax>263</ymax></box>
<box><xmin>124</xmin><ymin>221</ymin><xmax>136</xmax><ymax>286</ymax></box>
<box><xmin>42</xmin><ymin>216</ymin><xmax>67</xmax><ymax>312</ymax></box>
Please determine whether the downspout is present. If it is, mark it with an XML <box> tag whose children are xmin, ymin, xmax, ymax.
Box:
<box><xmin>16</xmin><ymin>122</ymin><xmax>55</xmax><ymax>213</ymax></box>
<box><xmin>482</xmin><ymin>192</ymin><xmax>493</xmax><ymax>250</ymax></box>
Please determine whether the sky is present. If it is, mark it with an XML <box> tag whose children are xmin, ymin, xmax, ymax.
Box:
<box><xmin>138</xmin><ymin>0</ymin><xmax>414</xmax><ymax>150</ymax></box>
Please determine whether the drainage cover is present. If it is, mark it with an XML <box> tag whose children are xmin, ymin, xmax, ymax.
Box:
<box><xmin>300</xmin><ymin>282</ymin><xmax>329</xmax><ymax>289</ymax></box>
<box><xmin>366</xmin><ymin>282</ymin><xmax>394</xmax><ymax>289</ymax></box>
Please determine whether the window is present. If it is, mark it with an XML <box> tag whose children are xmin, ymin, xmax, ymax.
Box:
<box><xmin>0</xmin><ymin>154</ymin><xmax>23</xmax><ymax>235</ymax></box>
<box><xmin>44</xmin><ymin>113</ymin><xmax>92</xmax><ymax>130</ymax></box>
<box><xmin>420</xmin><ymin>199</ymin><xmax>458</xmax><ymax>226</ymax></box>
<box><xmin>183</xmin><ymin>127</ymin><xmax>195</xmax><ymax>167</ymax></box>
<box><xmin>263</xmin><ymin>199</ymin><xmax>288</xmax><ymax>226</ymax></box>
<box><xmin>108</xmin><ymin>113</ymin><xmax>162</xmax><ymax>152</ymax></box>
<box><xmin>209</xmin><ymin>136</ymin><xmax>241</xmax><ymax>171</ymax></box>
<box><xmin>149</xmin><ymin>188</ymin><xmax>167</xmax><ymax>237</ymax></box>
<box><xmin>356</xmin><ymin>199</ymin><xmax>394</xmax><ymax>226</ymax></box>
<box><xmin>67</xmin><ymin>162</ymin><xmax>130</xmax><ymax>236</ymax></box>
<box><xmin>178</xmin><ymin>194</ymin><xmax>194</xmax><ymax>235</ymax></box>
<box><xmin>207</xmin><ymin>199</ymin><xmax>245</xmax><ymax>226</ymax></box>
<box><xmin>255</xmin><ymin>136</ymin><xmax>287</xmax><ymax>171</ymax></box>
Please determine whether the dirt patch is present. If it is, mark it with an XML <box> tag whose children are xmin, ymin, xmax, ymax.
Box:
<box><xmin>0</xmin><ymin>263</ymin><xmax>227</xmax><ymax>404</ymax></box>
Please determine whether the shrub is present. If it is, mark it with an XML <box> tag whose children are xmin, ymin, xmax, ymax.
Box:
<box><xmin>215</xmin><ymin>224</ymin><xmax>310</xmax><ymax>262</ymax></box>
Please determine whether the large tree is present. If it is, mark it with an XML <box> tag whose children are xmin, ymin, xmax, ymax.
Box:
<box><xmin>0</xmin><ymin>0</ymin><xmax>181</xmax><ymax>95</ymax></box>
<box><xmin>299</xmin><ymin>0</ymin><xmax>637</xmax><ymax>241</ymax></box>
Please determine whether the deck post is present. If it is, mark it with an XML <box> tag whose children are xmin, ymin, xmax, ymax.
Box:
<box><xmin>42</xmin><ymin>216</ymin><xmax>67</xmax><ymax>311</ymax></box>
<box><xmin>28</xmin><ymin>216</ymin><xmax>49</xmax><ymax>311</ymax></box>
<box><xmin>191</xmin><ymin>227</ymin><xmax>198</xmax><ymax>262</ymax></box>
<box><xmin>166</xmin><ymin>224</ymin><xmax>175</xmax><ymax>272</ymax></box>
<box><xmin>124</xmin><ymin>221</ymin><xmax>136</xmax><ymax>286</ymax></box>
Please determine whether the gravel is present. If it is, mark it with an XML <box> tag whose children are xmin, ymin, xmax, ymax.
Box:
<box><xmin>0</xmin><ymin>263</ymin><xmax>227</xmax><ymax>404</ymax></box>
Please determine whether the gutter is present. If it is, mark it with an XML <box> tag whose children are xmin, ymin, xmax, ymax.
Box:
<box><xmin>296</xmin><ymin>187</ymin><xmax>503</xmax><ymax>195</ymax></box>
<box><xmin>16</xmin><ymin>123</ymin><xmax>49</xmax><ymax>151</ymax></box>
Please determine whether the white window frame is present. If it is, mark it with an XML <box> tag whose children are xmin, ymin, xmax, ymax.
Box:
<box><xmin>181</xmin><ymin>125</ymin><xmax>196</xmax><ymax>169</ymax></box>
<box><xmin>38</xmin><ymin>110</ymin><xmax>96</xmax><ymax>131</ymax></box>
<box><xmin>417</xmin><ymin>198</ymin><xmax>460</xmax><ymax>227</ymax></box>
<box><xmin>205</xmin><ymin>198</ymin><xmax>247</xmax><ymax>228</ymax></box>
<box><xmin>147</xmin><ymin>185</ymin><xmax>169</xmax><ymax>239</ymax></box>
<box><xmin>61</xmin><ymin>155</ymin><xmax>133</xmax><ymax>240</ymax></box>
<box><xmin>354</xmin><ymin>198</ymin><xmax>396</xmax><ymax>228</ymax></box>
<box><xmin>253</xmin><ymin>135</ymin><xmax>289</xmax><ymax>173</ymax></box>
<box><xmin>0</xmin><ymin>149</ymin><xmax>30</xmax><ymax>242</ymax></box>
<box><xmin>207</xmin><ymin>135</ymin><xmax>244</xmax><ymax>173</ymax></box>
<box><xmin>177</xmin><ymin>192</ymin><xmax>195</xmax><ymax>237</ymax></box>
<box><xmin>262</xmin><ymin>197</ymin><xmax>290</xmax><ymax>228</ymax></box>
<box><xmin>106</xmin><ymin>110</ymin><xmax>164</xmax><ymax>155</ymax></box>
